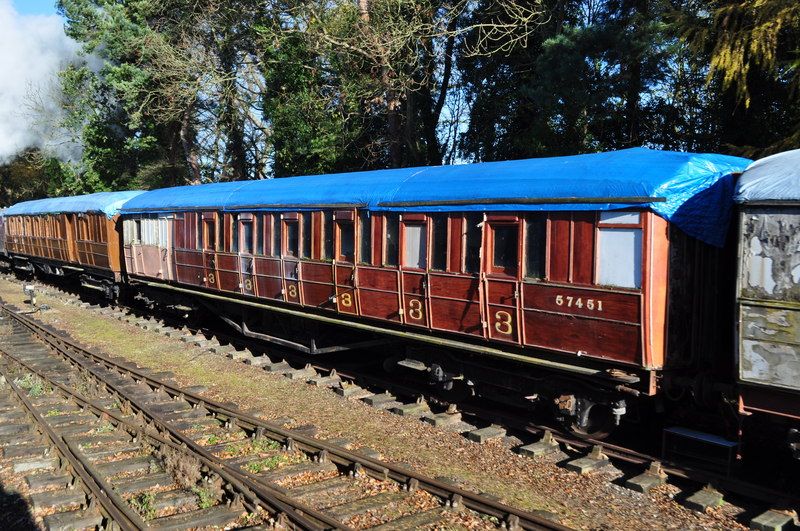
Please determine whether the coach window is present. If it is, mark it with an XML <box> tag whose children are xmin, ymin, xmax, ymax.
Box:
<box><xmin>255</xmin><ymin>214</ymin><xmax>264</xmax><ymax>255</ymax></box>
<box><xmin>464</xmin><ymin>213</ymin><xmax>482</xmax><ymax>274</ymax></box>
<box><xmin>358</xmin><ymin>211</ymin><xmax>371</xmax><ymax>265</ymax></box>
<box><xmin>240</xmin><ymin>217</ymin><xmax>253</xmax><ymax>254</ymax></box>
<box><xmin>195</xmin><ymin>213</ymin><xmax>203</xmax><ymax>249</ymax></box>
<box><xmin>135</xmin><ymin>219</ymin><xmax>142</xmax><ymax>244</ymax></box>
<box><xmin>231</xmin><ymin>214</ymin><xmax>239</xmax><ymax>253</ymax></box>
<box><xmin>596</xmin><ymin>211</ymin><xmax>642</xmax><ymax>289</ymax></box>
<box><xmin>285</xmin><ymin>217</ymin><xmax>299</xmax><ymax>257</ymax></box>
<box><xmin>524</xmin><ymin>214</ymin><xmax>546</xmax><ymax>279</ymax></box>
<box><xmin>203</xmin><ymin>217</ymin><xmax>216</xmax><ymax>251</ymax></box>
<box><xmin>384</xmin><ymin>214</ymin><xmax>399</xmax><ymax>267</ymax></box>
<box><xmin>431</xmin><ymin>214</ymin><xmax>447</xmax><ymax>271</ymax></box>
<box><xmin>403</xmin><ymin>222</ymin><xmax>427</xmax><ymax>270</ymax></box>
<box><xmin>323</xmin><ymin>211</ymin><xmax>334</xmax><ymax>261</ymax></box>
<box><xmin>271</xmin><ymin>215</ymin><xmax>281</xmax><ymax>256</ymax></box>
<box><xmin>301</xmin><ymin>212</ymin><xmax>311</xmax><ymax>259</ymax></box>
<box><xmin>337</xmin><ymin>220</ymin><xmax>355</xmax><ymax>262</ymax></box>
<box><xmin>489</xmin><ymin>223</ymin><xmax>519</xmax><ymax>276</ymax></box>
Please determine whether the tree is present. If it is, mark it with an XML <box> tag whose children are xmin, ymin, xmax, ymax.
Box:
<box><xmin>681</xmin><ymin>0</ymin><xmax>800</xmax><ymax>154</ymax></box>
<box><xmin>0</xmin><ymin>150</ymin><xmax>81</xmax><ymax>205</ymax></box>
<box><xmin>56</xmin><ymin>0</ymin><xmax>192</xmax><ymax>189</ymax></box>
<box><xmin>280</xmin><ymin>0</ymin><xmax>547</xmax><ymax>168</ymax></box>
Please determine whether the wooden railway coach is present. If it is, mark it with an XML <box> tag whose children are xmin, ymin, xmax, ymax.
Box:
<box><xmin>0</xmin><ymin>209</ymin><xmax>7</xmax><ymax>262</ymax></box>
<box><xmin>3</xmin><ymin>192</ymin><xmax>144</xmax><ymax>298</ymax></box>
<box><xmin>120</xmin><ymin>148</ymin><xmax>750</xmax><ymax>435</ymax></box>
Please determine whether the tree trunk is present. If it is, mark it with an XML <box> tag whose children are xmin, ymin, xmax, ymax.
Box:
<box><xmin>386</xmin><ymin>85</ymin><xmax>403</xmax><ymax>167</ymax></box>
<box><xmin>624</xmin><ymin>0</ymin><xmax>646</xmax><ymax>147</ymax></box>
<box><xmin>358</xmin><ymin>0</ymin><xmax>370</xmax><ymax>22</ymax></box>
<box><xmin>181</xmin><ymin>103</ymin><xmax>202</xmax><ymax>185</ymax></box>
<box><xmin>219</xmin><ymin>39</ymin><xmax>247</xmax><ymax>180</ymax></box>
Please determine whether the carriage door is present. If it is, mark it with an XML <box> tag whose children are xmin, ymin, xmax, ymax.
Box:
<box><xmin>201</xmin><ymin>212</ymin><xmax>220</xmax><ymax>290</ymax></box>
<box><xmin>238</xmin><ymin>214</ymin><xmax>256</xmax><ymax>296</ymax></box>
<box><xmin>399</xmin><ymin>214</ymin><xmax>430</xmax><ymax>328</ymax></box>
<box><xmin>138</xmin><ymin>214</ymin><xmax>174</xmax><ymax>280</ymax></box>
<box><xmin>156</xmin><ymin>215</ymin><xmax>174</xmax><ymax>280</ymax></box>
<box><xmin>282</xmin><ymin>213</ymin><xmax>301</xmax><ymax>304</ymax></box>
<box><xmin>334</xmin><ymin>211</ymin><xmax>358</xmax><ymax>315</ymax></box>
<box><xmin>484</xmin><ymin>217</ymin><xmax>522</xmax><ymax>343</ymax></box>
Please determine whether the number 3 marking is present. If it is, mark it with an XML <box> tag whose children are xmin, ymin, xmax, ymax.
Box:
<box><xmin>408</xmin><ymin>299</ymin><xmax>424</xmax><ymax>321</ymax></box>
<box><xmin>494</xmin><ymin>311</ymin><xmax>513</xmax><ymax>335</ymax></box>
<box><xmin>244</xmin><ymin>278</ymin><xmax>253</xmax><ymax>291</ymax></box>
<box><xmin>340</xmin><ymin>292</ymin><xmax>353</xmax><ymax>308</ymax></box>
<box><xmin>207</xmin><ymin>273</ymin><xmax>215</xmax><ymax>285</ymax></box>
<box><xmin>287</xmin><ymin>284</ymin><xmax>297</xmax><ymax>299</ymax></box>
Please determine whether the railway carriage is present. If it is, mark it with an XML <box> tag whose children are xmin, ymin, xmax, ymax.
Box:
<box><xmin>0</xmin><ymin>209</ymin><xmax>7</xmax><ymax>267</ymax></box>
<box><xmin>3</xmin><ymin>191</ymin><xmax>144</xmax><ymax>298</ymax></box>
<box><xmin>734</xmin><ymin>150</ymin><xmax>800</xmax><ymax>454</ymax></box>
<box><xmin>119</xmin><ymin>148</ymin><xmax>750</xmax><ymax>436</ymax></box>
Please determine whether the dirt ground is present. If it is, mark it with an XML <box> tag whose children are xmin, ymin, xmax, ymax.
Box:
<box><xmin>0</xmin><ymin>276</ymin><xmax>748</xmax><ymax>530</ymax></box>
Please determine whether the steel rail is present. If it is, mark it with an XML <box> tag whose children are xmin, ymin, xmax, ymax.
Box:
<box><xmin>296</xmin><ymin>360</ymin><xmax>800</xmax><ymax>510</ymax></box>
<box><xmin>260</xmin><ymin>348</ymin><xmax>800</xmax><ymax>510</ymax></box>
<box><xmin>9</xmin><ymin>278</ymin><xmax>800</xmax><ymax>514</ymax></box>
<box><xmin>155</xmin><ymin>315</ymin><xmax>800</xmax><ymax>511</ymax></box>
<box><xmin>0</xmin><ymin>362</ymin><xmax>144</xmax><ymax>530</ymax></box>
<box><xmin>0</xmin><ymin>345</ymin><xmax>324</xmax><ymax>529</ymax></box>
<box><xmin>0</xmin><ymin>317</ymin><xmax>341</xmax><ymax>531</ymax></box>
<box><xmin>1</xmin><ymin>303</ymin><xmax>568</xmax><ymax>531</ymax></box>
<box><xmin>47</xmin><ymin>351</ymin><xmax>352</xmax><ymax>530</ymax></box>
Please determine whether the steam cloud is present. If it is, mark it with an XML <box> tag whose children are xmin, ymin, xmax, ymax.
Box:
<box><xmin>0</xmin><ymin>0</ymin><xmax>83</xmax><ymax>163</ymax></box>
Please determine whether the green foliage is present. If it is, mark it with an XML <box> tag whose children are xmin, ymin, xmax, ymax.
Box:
<box><xmin>55</xmin><ymin>0</ymin><xmax>192</xmax><ymax>190</ymax></box>
<box><xmin>191</xmin><ymin>486</ymin><xmax>216</xmax><ymax>509</ymax></box>
<box><xmin>245</xmin><ymin>454</ymin><xmax>289</xmax><ymax>473</ymax></box>
<box><xmin>260</xmin><ymin>33</ymin><xmax>359</xmax><ymax>177</ymax></box>
<box><xmin>14</xmin><ymin>374</ymin><xmax>48</xmax><ymax>397</ymax></box>
<box><xmin>458</xmin><ymin>0</ymin><xmax>800</xmax><ymax>160</ymax></box>
<box><xmin>0</xmin><ymin>151</ymin><xmax>52</xmax><ymax>206</ymax></box>
<box><xmin>251</xmin><ymin>437</ymin><xmax>280</xmax><ymax>453</ymax></box>
<box><xmin>130</xmin><ymin>491</ymin><xmax>156</xmax><ymax>520</ymax></box>
<box><xmin>29</xmin><ymin>0</ymin><xmax>796</xmax><ymax>193</ymax></box>
<box><xmin>679</xmin><ymin>0</ymin><xmax>800</xmax><ymax>154</ymax></box>
<box><xmin>703</xmin><ymin>0</ymin><xmax>800</xmax><ymax>105</ymax></box>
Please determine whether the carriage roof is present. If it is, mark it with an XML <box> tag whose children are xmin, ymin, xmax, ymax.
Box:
<box><xmin>4</xmin><ymin>191</ymin><xmax>145</xmax><ymax>219</ymax></box>
<box><xmin>735</xmin><ymin>149</ymin><xmax>800</xmax><ymax>203</ymax></box>
<box><xmin>120</xmin><ymin>147</ymin><xmax>749</xmax><ymax>246</ymax></box>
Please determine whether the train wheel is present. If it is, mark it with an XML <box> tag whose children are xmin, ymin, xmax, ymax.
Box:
<box><xmin>555</xmin><ymin>395</ymin><xmax>621</xmax><ymax>440</ymax></box>
<box><xmin>567</xmin><ymin>402</ymin><xmax>616</xmax><ymax>440</ymax></box>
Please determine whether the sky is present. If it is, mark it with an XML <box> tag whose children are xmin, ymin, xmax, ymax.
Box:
<box><xmin>0</xmin><ymin>0</ymin><xmax>82</xmax><ymax>162</ymax></box>
<box><xmin>12</xmin><ymin>0</ymin><xmax>59</xmax><ymax>16</ymax></box>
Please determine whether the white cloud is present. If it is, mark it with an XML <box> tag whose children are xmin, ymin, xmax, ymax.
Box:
<box><xmin>0</xmin><ymin>0</ymin><xmax>83</xmax><ymax>162</ymax></box>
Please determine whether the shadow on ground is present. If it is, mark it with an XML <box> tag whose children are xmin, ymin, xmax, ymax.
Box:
<box><xmin>0</xmin><ymin>482</ymin><xmax>36</xmax><ymax>529</ymax></box>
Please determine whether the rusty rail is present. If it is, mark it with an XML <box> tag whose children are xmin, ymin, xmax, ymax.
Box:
<box><xmin>1</xmin><ymin>302</ymin><xmax>568</xmax><ymax>531</ymax></box>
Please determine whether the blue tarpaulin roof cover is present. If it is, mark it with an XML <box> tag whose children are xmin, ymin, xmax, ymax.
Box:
<box><xmin>5</xmin><ymin>191</ymin><xmax>145</xmax><ymax>219</ymax></box>
<box><xmin>121</xmin><ymin>147</ymin><xmax>751</xmax><ymax>246</ymax></box>
<box><xmin>735</xmin><ymin>149</ymin><xmax>800</xmax><ymax>202</ymax></box>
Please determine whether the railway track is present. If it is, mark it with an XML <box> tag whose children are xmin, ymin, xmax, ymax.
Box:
<box><xmin>0</xmin><ymin>300</ymin><xmax>568</xmax><ymax>530</ymax></box>
<box><xmin>114</xmin><ymin>295</ymin><xmax>799</xmax><ymax>515</ymax></box>
<box><xmin>6</xmin><ymin>276</ymin><xmax>800</xmax><ymax>528</ymax></box>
